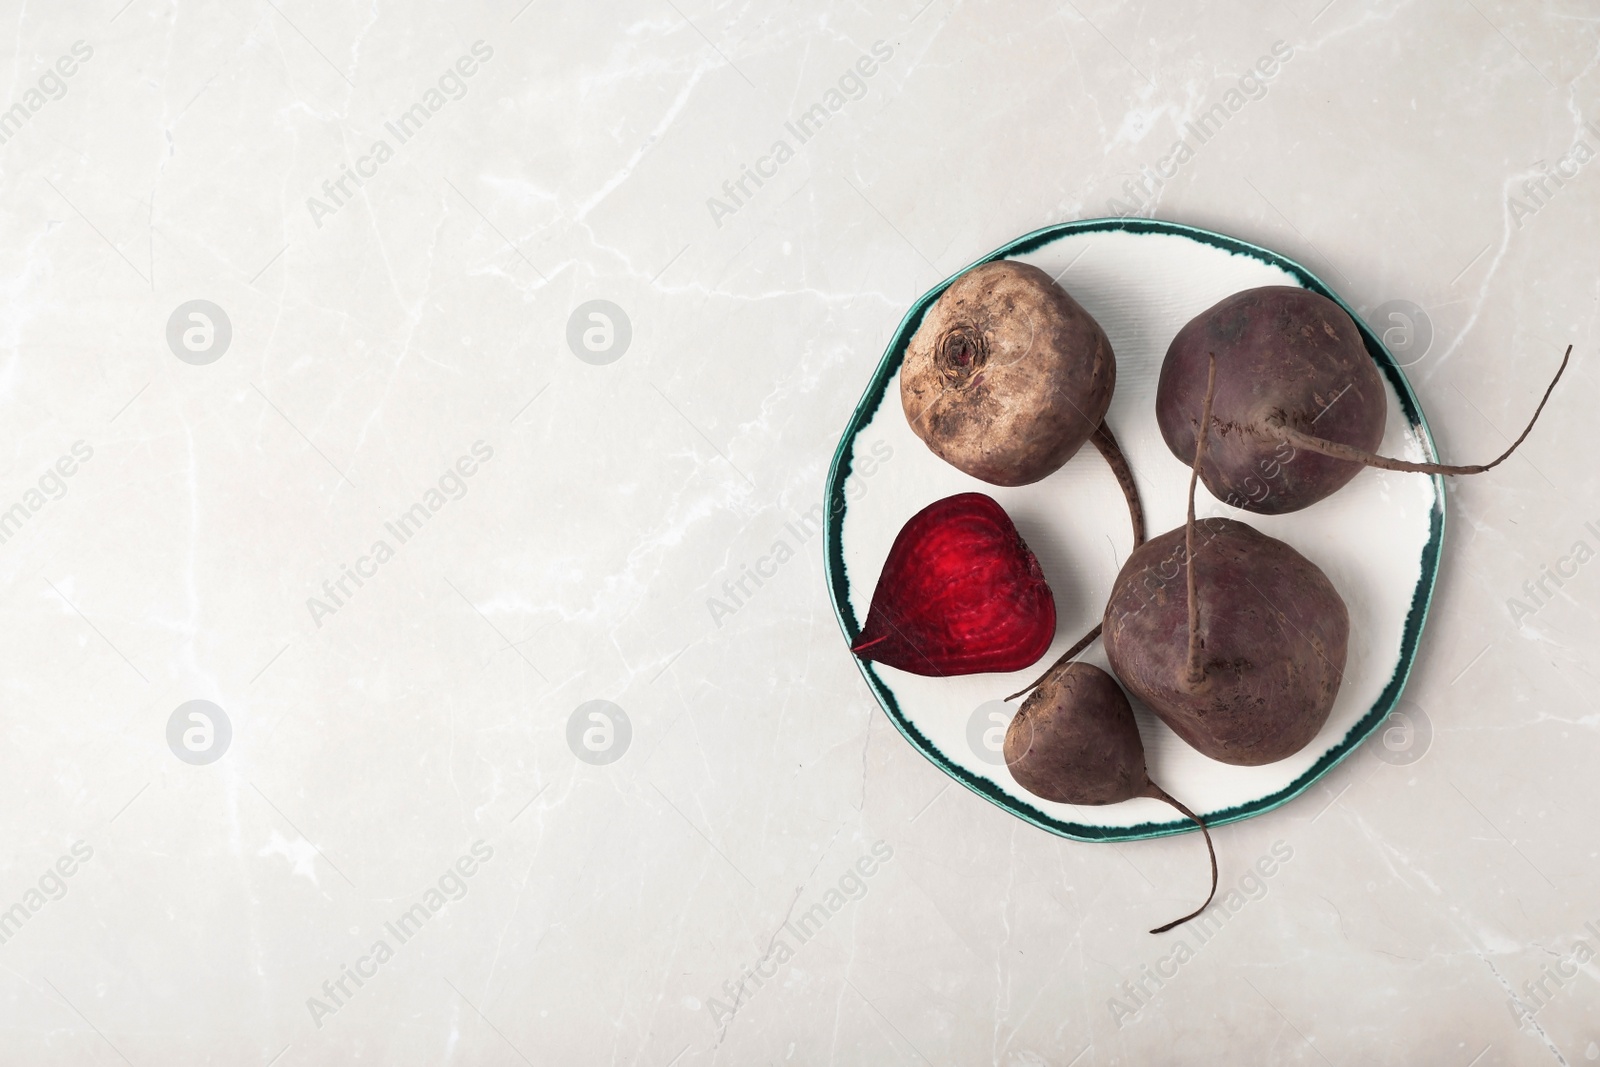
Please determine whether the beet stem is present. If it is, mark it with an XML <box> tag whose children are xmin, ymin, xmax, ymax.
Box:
<box><xmin>1003</xmin><ymin>622</ymin><xmax>1102</xmax><ymax>701</ymax></box>
<box><xmin>1142</xmin><ymin>782</ymin><xmax>1219</xmax><ymax>935</ymax></box>
<box><xmin>1090</xmin><ymin>421</ymin><xmax>1146</xmax><ymax>548</ymax></box>
<box><xmin>850</xmin><ymin>635</ymin><xmax>889</xmax><ymax>654</ymax></box>
<box><xmin>1267</xmin><ymin>343</ymin><xmax>1571</xmax><ymax>475</ymax></box>
<box><xmin>1184</xmin><ymin>356</ymin><xmax>1219</xmax><ymax>688</ymax></box>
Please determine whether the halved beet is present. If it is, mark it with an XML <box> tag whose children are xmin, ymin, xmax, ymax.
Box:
<box><xmin>852</xmin><ymin>493</ymin><xmax>1055</xmax><ymax>676</ymax></box>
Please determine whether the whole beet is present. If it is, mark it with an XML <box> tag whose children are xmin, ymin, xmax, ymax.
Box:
<box><xmin>902</xmin><ymin>260</ymin><xmax>1115</xmax><ymax>487</ymax></box>
<box><xmin>1005</xmin><ymin>662</ymin><xmax>1146</xmax><ymax>805</ymax></box>
<box><xmin>1004</xmin><ymin>662</ymin><xmax>1217</xmax><ymax>933</ymax></box>
<box><xmin>1101</xmin><ymin>519</ymin><xmax>1349</xmax><ymax>765</ymax></box>
<box><xmin>1158</xmin><ymin>286</ymin><xmax>1385</xmax><ymax>514</ymax></box>
<box><xmin>1158</xmin><ymin>286</ymin><xmax>1570</xmax><ymax>514</ymax></box>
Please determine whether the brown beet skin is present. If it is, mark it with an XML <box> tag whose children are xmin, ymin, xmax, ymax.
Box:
<box><xmin>1102</xmin><ymin>518</ymin><xmax>1349</xmax><ymax>766</ymax></box>
<box><xmin>1157</xmin><ymin>286</ymin><xmax>1386</xmax><ymax>514</ymax></box>
<box><xmin>901</xmin><ymin>260</ymin><xmax>1114</xmax><ymax>487</ymax></box>
<box><xmin>1004</xmin><ymin>662</ymin><xmax>1147</xmax><ymax>805</ymax></box>
<box><xmin>1005</xmin><ymin>661</ymin><xmax>1223</xmax><ymax>934</ymax></box>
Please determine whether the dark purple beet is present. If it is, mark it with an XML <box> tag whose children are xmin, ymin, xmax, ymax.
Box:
<box><xmin>1158</xmin><ymin>286</ymin><xmax>1569</xmax><ymax>514</ymax></box>
<box><xmin>1158</xmin><ymin>286</ymin><xmax>1386</xmax><ymax>514</ymax></box>
<box><xmin>1102</xmin><ymin>519</ymin><xmax>1349</xmax><ymax>765</ymax></box>
<box><xmin>1004</xmin><ymin>661</ymin><xmax>1218</xmax><ymax>933</ymax></box>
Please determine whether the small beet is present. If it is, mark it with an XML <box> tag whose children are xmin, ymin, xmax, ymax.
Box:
<box><xmin>851</xmin><ymin>492</ymin><xmax>1055</xmax><ymax>676</ymax></box>
<box><xmin>1106</xmin><ymin>357</ymin><xmax>1351</xmax><ymax>766</ymax></box>
<box><xmin>1004</xmin><ymin>662</ymin><xmax>1218</xmax><ymax>933</ymax></box>
<box><xmin>1158</xmin><ymin>286</ymin><xmax>1569</xmax><ymax>513</ymax></box>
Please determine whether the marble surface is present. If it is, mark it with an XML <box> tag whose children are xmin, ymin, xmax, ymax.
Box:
<box><xmin>0</xmin><ymin>1</ymin><xmax>1595</xmax><ymax>1064</ymax></box>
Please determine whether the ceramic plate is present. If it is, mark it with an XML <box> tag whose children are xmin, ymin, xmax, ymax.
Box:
<box><xmin>824</xmin><ymin>219</ymin><xmax>1444</xmax><ymax>841</ymax></box>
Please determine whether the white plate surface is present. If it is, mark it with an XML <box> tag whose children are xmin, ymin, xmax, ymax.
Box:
<box><xmin>828</xmin><ymin>221</ymin><xmax>1443</xmax><ymax>839</ymax></box>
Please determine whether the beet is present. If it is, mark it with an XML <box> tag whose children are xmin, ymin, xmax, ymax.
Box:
<box><xmin>900</xmin><ymin>260</ymin><xmax>1145</xmax><ymax>548</ymax></box>
<box><xmin>902</xmin><ymin>260</ymin><xmax>1114</xmax><ymax>486</ymax></box>
<box><xmin>851</xmin><ymin>493</ymin><xmax>1055</xmax><ymax>676</ymax></box>
<box><xmin>1004</xmin><ymin>662</ymin><xmax>1217</xmax><ymax>933</ymax></box>
<box><xmin>1104</xmin><ymin>357</ymin><xmax>1351</xmax><ymax>766</ymax></box>
<box><xmin>1103</xmin><ymin>520</ymin><xmax>1349</xmax><ymax>764</ymax></box>
<box><xmin>1158</xmin><ymin>286</ymin><xmax>1569</xmax><ymax>514</ymax></box>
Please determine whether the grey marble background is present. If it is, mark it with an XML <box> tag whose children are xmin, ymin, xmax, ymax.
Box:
<box><xmin>0</xmin><ymin>0</ymin><xmax>1596</xmax><ymax>1063</ymax></box>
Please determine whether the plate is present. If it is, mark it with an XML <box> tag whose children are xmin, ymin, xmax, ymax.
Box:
<box><xmin>824</xmin><ymin>219</ymin><xmax>1444</xmax><ymax>841</ymax></box>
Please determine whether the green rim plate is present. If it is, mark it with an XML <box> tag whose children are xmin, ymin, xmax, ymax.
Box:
<box><xmin>823</xmin><ymin>217</ymin><xmax>1445</xmax><ymax>842</ymax></box>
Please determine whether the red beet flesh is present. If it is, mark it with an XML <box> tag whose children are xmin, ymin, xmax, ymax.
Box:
<box><xmin>851</xmin><ymin>492</ymin><xmax>1056</xmax><ymax>676</ymax></box>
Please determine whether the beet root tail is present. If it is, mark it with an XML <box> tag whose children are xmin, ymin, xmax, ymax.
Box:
<box><xmin>1266</xmin><ymin>343</ymin><xmax>1571</xmax><ymax>476</ymax></box>
<box><xmin>1142</xmin><ymin>782</ymin><xmax>1219</xmax><ymax>935</ymax></box>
